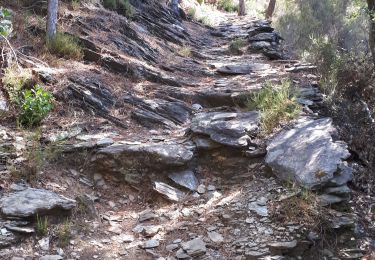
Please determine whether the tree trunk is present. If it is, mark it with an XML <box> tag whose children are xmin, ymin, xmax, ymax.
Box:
<box><xmin>367</xmin><ymin>0</ymin><xmax>375</xmax><ymax>65</ymax></box>
<box><xmin>265</xmin><ymin>0</ymin><xmax>276</xmax><ymax>20</ymax></box>
<box><xmin>46</xmin><ymin>0</ymin><xmax>59</xmax><ymax>40</ymax></box>
<box><xmin>238</xmin><ymin>0</ymin><xmax>245</xmax><ymax>16</ymax></box>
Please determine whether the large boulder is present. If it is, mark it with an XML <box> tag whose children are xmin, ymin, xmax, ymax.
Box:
<box><xmin>265</xmin><ymin>118</ymin><xmax>351</xmax><ymax>189</ymax></box>
<box><xmin>190</xmin><ymin>111</ymin><xmax>259</xmax><ymax>148</ymax></box>
<box><xmin>0</xmin><ymin>188</ymin><xmax>76</xmax><ymax>218</ymax></box>
<box><xmin>93</xmin><ymin>142</ymin><xmax>195</xmax><ymax>173</ymax></box>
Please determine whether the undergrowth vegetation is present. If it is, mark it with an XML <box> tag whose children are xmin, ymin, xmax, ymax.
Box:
<box><xmin>248</xmin><ymin>81</ymin><xmax>300</xmax><ymax>134</ymax></box>
<box><xmin>47</xmin><ymin>32</ymin><xmax>83</xmax><ymax>60</ymax></box>
<box><xmin>228</xmin><ymin>38</ymin><xmax>246</xmax><ymax>55</ymax></box>
<box><xmin>2</xmin><ymin>66</ymin><xmax>54</xmax><ymax>128</ymax></box>
<box><xmin>3</xmin><ymin>66</ymin><xmax>33</xmax><ymax>102</ymax></box>
<box><xmin>217</xmin><ymin>0</ymin><xmax>238</xmax><ymax>12</ymax></box>
<box><xmin>57</xmin><ymin>219</ymin><xmax>73</xmax><ymax>247</ymax></box>
<box><xmin>18</xmin><ymin>85</ymin><xmax>54</xmax><ymax>127</ymax></box>
<box><xmin>102</xmin><ymin>0</ymin><xmax>135</xmax><ymax>17</ymax></box>
<box><xmin>36</xmin><ymin>214</ymin><xmax>49</xmax><ymax>236</ymax></box>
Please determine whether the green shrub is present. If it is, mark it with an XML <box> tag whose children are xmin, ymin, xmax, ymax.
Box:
<box><xmin>248</xmin><ymin>80</ymin><xmax>300</xmax><ymax>134</ymax></box>
<box><xmin>47</xmin><ymin>32</ymin><xmax>83</xmax><ymax>59</ymax></box>
<box><xmin>18</xmin><ymin>85</ymin><xmax>54</xmax><ymax>127</ymax></box>
<box><xmin>102</xmin><ymin>0</ymin><xmax>135</xmax><ymax>17</ymax></box>
<box><xmin>228</xmin><ymin>38</ymin><xmax>247</xmax><ymax>55</ymax></box>
<box><xmin>217</xmin><ymin>0</ymin><xmax>238</xmax><ymax>12</ymax></box>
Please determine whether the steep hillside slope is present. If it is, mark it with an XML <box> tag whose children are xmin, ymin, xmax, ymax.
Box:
<box><xmin>0</xmin><ymin>1</ymin><xmax>372</xmax><ymax>260</ymax></box>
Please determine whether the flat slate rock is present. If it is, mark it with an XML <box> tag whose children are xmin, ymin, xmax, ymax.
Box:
<box><xmin>217</xmin><ymin>63</ymin><xmax>270</xmax><ymax>75</ymax></box>
<box><xmin>0</xmin><ymin>188</ymin><xmax>76</xmax><ymax>218</ymax></box>
<box><xmin>123</xmin><ymin>94</ymin><xmax>192</xmax><ymax>129</ymax></box>
<box><xmin>168</xmin><ymin>170</ymin><xmax>199</xmax><ymax>191</ymax></box>
<box><xmin>191</xmin><ymin>111</ymin><xmax>259</xmax><ymax>148</ymax></box>
<box><xmin>181</xmin><ymin>238</ymin><xmax>206</xmax><ymax>257</ymax></box>
<box><xmin>154</xmin><ymin>182</ymin><xmax>185</xmax><ymax>202</ymax></box>
<box><xmin>94</xmin><ymin>142</ymin><xmax>195</xmax><ymax>171</ymax></box>
<box><xmin>248</xmin><ymin>32</ymin><xmax>283</xmax><ymax>43</ymax></box>
<box><xmin>265</xmin><ymin>118</ymin><xmax>351</xmax><ymax>189</ymax></box>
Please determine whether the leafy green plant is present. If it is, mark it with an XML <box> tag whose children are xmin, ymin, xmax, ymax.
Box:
<box><xmin>0</xmin><ymin>8</ymin><xmax>12</xmax><ymax>37</ymax></box>
<box><xmin>248</xmin><ymin>80</ymin><xmax>301</xmax><ymax>134</ymax></box>
<box><xmin>18</xmin><ymin>85</ymin><xmax>54</xmax><ymax>127</ymax></box>
<box><xmin>47</xmin><ymin>32</ymin><xmax>83</xmax><ymax>59</ymax></box>
<box><xmin>228</xmin><ymin>38</ymin><xmax>247</xmax><ymax>55</ymax></box>
<box><xmin>36</xmin><ymin>214</ymin><xmax>49</xmax><ymax>236</ymax></box>
<box><xmin>217</xmin><ymin>0</ymin><xmax>238</xmax><ymax>12</ymax></box>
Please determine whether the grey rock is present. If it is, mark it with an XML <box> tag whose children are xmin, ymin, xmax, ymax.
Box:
<box><xmin>143</xmin><ymin>225</ymin><xmax>161</xmax><ymax>237</ymax></box>
<box><xmin>248</xmin><ymin>32</ymin><xmax>283</xmax><ymax>43</ymax></box>
<box><xmin>268</xmin><ymin>240</ymin><xmax>297</xmax><ymax>254</ymax></box>
<box><xmin>169</xmin><ymin>170</ymin><xmax>199</xmax><ymax>191</ymax></box>
<box><xmin>207</xmin><ymin>231</ymin><xmax>224</xmax><ymax>243</ymax></box>
<box><xmin>0</xmin><ymin>93</ymin><xmax>8</xmax><ymax>114</ymax></box>
<box><xmin>117</xmin><ymin>234</ymin><xmax>134</xmax><ymax>243</ymax></box>
<box><xmin>245</xmin><ymin>250</ymin><xmax>269</xmax><ymax>259</ymax></box>
<box><xmin>75</xmin><ymin>194</ymin><xmax>99</xmax><ymax>219</ymax></box>
<box><xmin>330</xmin><ymin>214</ymin><xmax>355</xmax><ymax>229</ymax></box>
<box><xmin>192</xmin><ymin>104</ymin><xmax>203</xmax><ymax>111</ymax></box>
<box><xmin>176</xmin><ymin>248</ymin><xmax>190</xmax><ymax>259</ymax></box>
<box><xmin>94</xmin><ymin>142</ymin><xmax>194</xmax><ymax>172</ymax></box>
<box><xmin>0</xmin><ymin>188</ymin><xmax>76</xmax><ymax>218</ymax></box>
<box><xmin>197</xmin><ymin>184</ymin><xmax>206</xmax><ymax>194</ymax></box>
<box><xmin>248</xmin><ymin>201</ymin><xmax>268</xmax><ymax>217</ymax></box>
<box><xmin>38</xmin><ymin>237</ymin><xmax>50</xmax><ymax>251</ymax></box>
<box><xmin>191</xmin><ymin>111</ymin><xmax>259</xmax><ymax>148</ymax></box>
<box><xmin>4</xmin><ymin>225</ymin><xmax>34</xmax><ymax>234</ymax></box>
<box><xmin>139</xmin><ymin>210</ymin><xmax>157</xmax><ymax>222</ymax></box>
<box><xmin>285</xmin><ymin>64</ymin><xmax>317</xmax><ymax>73</ymax></box>
<box><xmin>265</xmin><ymin>118</ymin><xmax>351</xmax><ymax>189</ymax></box>
<box><xmin>249</xmin><ymin>41</ymin><xmax>272</xmax><ymax>50</ymax></box>
<box><xmin>217</xmin><ymin>63</ymin><xmax>270</xmax><ymax>75</ymax></box>
<box><xmin>329</xmin><ymin>163</ymin><xmax>353</xmax><ymax>186</ymax></box>
<box><xmin>217</xmin><ymin>64</ymin><xmax>252</xmax><ymax>75</ymax></box>
<box><xmin>142</xmin><ymin>239</ymin><xmax>159</xmax><ymax>249</ymax></box>
<box><xmin>181</xmin><ymin>238</ymin><xmax>206</xmax><ymax>257</ymax></box>
<box><xmin>193</xmin><ymin>137</ymin><xmax>221</xmax><ymax>150</ymax></box>
<box><xmin>11</xmin><ymin>257</ymin><xmax>25</xmax><ymax>260</ymax></box>
<box><xmin>318</xmin><ymin>194</ymin><xmax>346</xmax><ymax>206</ymax></box>
<box><xmin>166</xmin><ymin>243</ymin><xmax>179</xmax><ymax>252</ymax></box>
<box><xmin>39</xmin><ymin>256</ymin><xmax>63</xmax><ymax>260</ymax></box>
<box><xmin>47</xmin><ymin>127</ymin><xmax>82</xmax><ymax>143</ymax></box>
<box><xmin>324</xmin><ymin>185</ymin><xmax>351</xmax><ymax>196</ymax></box>
<box><xmin>123</xmin><ymin>95</ymin><xmax>192</xmax><ymax>129</ymax></box>
<box><xmin>0</xmin><ymin>232</ymin><xmax>18</xmax><ymax>249</ymax></box>
<box><xmin>154</xmin><ymin>182</ymin><xmax>185</xmax><ymax>202</ymax></box>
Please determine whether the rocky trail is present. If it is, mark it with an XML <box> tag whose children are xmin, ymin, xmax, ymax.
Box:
<box><xmin>0</xmin><ymin>4</ymin><xmax>373</xmax><ymax>260</ymax></box>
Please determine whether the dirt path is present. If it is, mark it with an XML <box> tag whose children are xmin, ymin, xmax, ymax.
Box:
<box><xmin>0</xmin><ymin>9</ymin><xmax>369</xmax><ymax>260</ymax></box>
